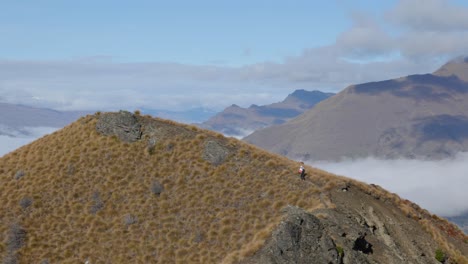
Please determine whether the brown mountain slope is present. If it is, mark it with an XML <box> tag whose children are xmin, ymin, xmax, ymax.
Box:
<box><xmin>245</xmin><ymin>58</ymin><xmax>468</xmax><ymax>161</ymax></box>
<box><xmin>0</xmin><ymin>111</ymin><xmax>466</xmax><ymax>263</ymax></box>
<box><xmin>435</xmin><ymin>56</ymin><xmax>468</xmax><ymax>82</ymax></box>
<box><xmin>200</xmin><ymin>90</ymin><xmax>334</xmax><ymax>137</ymax></box>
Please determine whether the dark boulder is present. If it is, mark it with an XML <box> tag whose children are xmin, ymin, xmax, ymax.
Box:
<box><xmin>96</xmin><ymin>111</ymin><xmax>142</xmax><ymax>142</ymax></box>
<box><xmin>241</xmin><ymin>206</ymin><xmax>340</xmax><ymax>264</ymax></box>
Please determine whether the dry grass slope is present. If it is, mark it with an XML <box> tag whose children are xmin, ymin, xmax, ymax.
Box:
<box><xmin>0</xmin><ymin>112</ymin><xmax>466</xmax><ymax>263</ymax></box>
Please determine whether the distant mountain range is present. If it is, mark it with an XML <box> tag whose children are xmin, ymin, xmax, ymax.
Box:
<box><xmin>245</xmin><ymin>56</ymin><xmax>468</xmax><ymax>161</ymax></box>
<box><xmin>141</xmin><ymin>107</ymin><xmax>217</xmax><ymax>124</ymax></box>
<box><xmin>200</xmin><ymin>90</ymin><xmax>334</xmax><ymax>137</ymax></box>
<box><xmin>0</xmin><ymin>103</ymin><xmax>88</xmax><ymax>137</ymax></box>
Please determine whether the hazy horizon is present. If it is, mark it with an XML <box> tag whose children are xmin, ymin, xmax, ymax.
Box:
<box><xmin>2</xmin><ymin>1</ymin><xmax>468</xmax><ymax>112</ymax></box>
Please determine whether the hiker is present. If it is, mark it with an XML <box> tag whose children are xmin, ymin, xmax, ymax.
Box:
<box><xmin>298</xmin><ymin>162</ymin><xmax>306</xmax><ymax>180</ymax></box>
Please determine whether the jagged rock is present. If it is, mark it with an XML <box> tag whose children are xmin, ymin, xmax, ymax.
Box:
<box><xmin>242</xmin><ymin>182</ymin><xmax>453</xmax><ymax>264</ymax></box>
<box><xmin>353</xmin><ymin>232</ymin><xmax>373</xmax><ymax>254</ymax></box>
<box><xmin>202</xmin><ymin>140</ymin><xmax>229</xmax><ymax>165</ymax></box>
<box><xmin>95</xmin><ymin>111</ymin><xmax>142</xmax><ymax>142</ymax></box>
<box><xmin>241</xmin><ymin>206</ymin><xmax>340</xmax><ymax>264</ymax></box>
<box><xmin>309</xmin><ymin>185</ymin><xmax>446</xmax><ymax>264</ymax></box>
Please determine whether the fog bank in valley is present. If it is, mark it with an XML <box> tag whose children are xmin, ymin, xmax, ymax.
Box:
<box><xmin>0</xmin><ymin>127</ymin><xmax>58</xmax><ymax>157</ymax></box>
<box><xmin>312</xmin><ymin>153</ymin><xmax>468</xmax><ymax>218</ymax></box>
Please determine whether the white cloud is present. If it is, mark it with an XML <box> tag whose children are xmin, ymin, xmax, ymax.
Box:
<box><xmin>1</xmin><ymin>1</ymin><xmax>468</xmax><ymax>113</ymax></box>
<box><xmin>313</xmin><ymin>153</ymin><xmax>468</xmax><ymax>217</ymax></box>
<box><xmin>398</xmin><ymin>31</ymin><xmax>468</xmax><ymax>59</ymax></box>
<box><xmin>335</xmin><ymin>12</ymin><xmax>396</xmax><ymax>59</ymax></box>
<box><xmin>387</xmin><ymin>0</ymin><xmax>468</xmax><ymax>32</ymax></box>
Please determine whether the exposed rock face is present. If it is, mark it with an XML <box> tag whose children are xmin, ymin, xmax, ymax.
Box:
<box><xmin>241</xmin><ymin>206</ymin><xmax>340</xmax><ymax>264</ymax></box>
<box><xmin>96</xmin><ymin>111</ymin><xmax>142</xmax><ymax>142</ymax></box>
<box><xmin>202</xmin><ymin>140</ymin><xmax>229</xmax><ymax>165</ymax></box>
<box><xmin>241</xmin><ymin>184</ymin><xmax>463</xmax><ymax>264</ymax></box>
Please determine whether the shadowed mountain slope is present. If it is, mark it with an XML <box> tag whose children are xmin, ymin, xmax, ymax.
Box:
<box><xmin>245</xmin><ymin>57</ymin><xmax>468</xmax><ymax>161</ymax></box>
<box><xmin>200</xmin><ymin>90</ymin><xmax>334</xmax><ymax>137</ymax></box>
<box><xmin>0</xmin><ymin>103</ymin><xmax>87</xmax><ymax>129</ymax></box>
<box><xmin>0</xmin><ymin>111</ymin><xmax>466</xmax><ymax>263</ymax></box>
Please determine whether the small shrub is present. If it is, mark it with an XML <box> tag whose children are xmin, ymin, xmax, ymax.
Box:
<box><xmin>265</xmin><ymin>159</ymin><xmax>277</xmax><ymax>167</ymax></box>
<box><xmin>435</xmin><ymin>248</ymin><xmax>446</xmax><ymax>263</ymax></box>
<box><xmin>336</xmin><ymin>245</ymin><xmax>344</xmax><ymax>257</ymax></box>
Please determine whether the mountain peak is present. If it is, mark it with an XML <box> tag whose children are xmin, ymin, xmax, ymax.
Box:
<box><xmin>434</xmin><ymin>55</ymin><xmax>468</xmax><ymax>82</ymax></box>
<box><xmin>284</xmin><ymin>89</ymin><xmax>335</xmax><ymax>104</ymax></box>
<box><xmin>1</xmin><ymin>112</ymin><xmax>467</xmax><ymax>263</ymax></box>
<box><xmin>289</xmin><ymin>89</ymin><xmax>331</xmax><ymax>98</ymax></box>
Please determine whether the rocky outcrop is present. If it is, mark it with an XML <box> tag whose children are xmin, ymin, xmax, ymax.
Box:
<box><xmin>241</xmin><ymin>183</ymin><xmax>461</xmax><ymax>264</ymax></box>
<box><xmin>202</xmin><ymin>140</ymin><xmax>230</xmax><ymax>165</ymax></box>
<box><xmin>313</xmin><ymin>185</ymin><xmax>450</xmax><ymax>264</ymax></box>
<box><xmin>96</xmin><ymin>111</ymin><xmax>142</xmax><ymax>142</ymax></box>
<box><xmin>241</xmin><ymin>206</ymin><xmax>341</xmax><ymax>264</ymax></box>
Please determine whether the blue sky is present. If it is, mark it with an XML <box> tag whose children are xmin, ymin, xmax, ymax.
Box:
<box><xmin>1</xmin><ymin>0</ymin><xmax>468</xmax><ymax>111</ymax></box>
<box><xmin>0</xmin><ymin>1</ymin><xmax>386</xmax><ymax>65</ymax></box>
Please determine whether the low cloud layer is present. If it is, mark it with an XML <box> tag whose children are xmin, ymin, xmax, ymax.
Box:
<box><xmin>0</xmin><ymin>127</ymin><xmax>58</xmax><ymax>157</ymax></box>
<box><xmin>313</xmin><ymin>153</ymin><xmax>468</xmax><ymax>217</ymax></box>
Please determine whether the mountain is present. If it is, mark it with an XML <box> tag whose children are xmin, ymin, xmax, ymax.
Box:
<box><xmin>0</xmin><ymin>103</ymin><xmax>86</xmax><ymax>131</ymax></box>
<box><xmin>0</xmin><ymin>111</ymin><xmax>466</xmax><ymax>263</ymax></box>
<box><xmin>245</xmin><ymin>57</ymin><xmax>468</xmax><ymax>161</ymax></box>
<box><xmin>0</xmin><ymin>103</ymin><xmax>89</xmax><ymax>156</ymax></box>
<box><xmin>141</xmin><ymin>107</ymin><xmax>217</xmax><ymax>124</ymax></box>
<box><xmin>200</xmin><ymin>90</ymin><xmax>334</xmax><ymax>137</ymax></box>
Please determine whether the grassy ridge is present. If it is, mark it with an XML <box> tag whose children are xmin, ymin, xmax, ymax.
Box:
<box><xmin>0</xmin><ymin>114</ymin><xmax>337</xmax><ymax>263</ymax></box>
<box><xmin>0</xmin><ymin>113</ymin><xmax>466</xmax><ymax>263</ymax></box>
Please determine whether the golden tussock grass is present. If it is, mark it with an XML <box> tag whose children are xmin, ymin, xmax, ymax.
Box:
<box><xmin>0</xmin><ymin>113</ymin><xmax>465</xmax><ymax>263</ymax></box>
